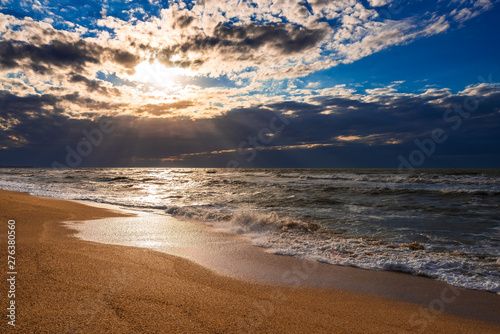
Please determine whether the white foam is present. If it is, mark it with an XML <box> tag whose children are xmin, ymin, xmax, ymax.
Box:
<box><xmin>191</xmin><ymin>209</ymin><xmax>500</xmax><ymax>294</ymax></box>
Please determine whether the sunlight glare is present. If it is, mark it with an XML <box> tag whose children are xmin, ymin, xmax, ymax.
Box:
<box><xmin>130</xmin><ymin>60</ymin><xmax>195</xmax><ymax>89</ymax></box>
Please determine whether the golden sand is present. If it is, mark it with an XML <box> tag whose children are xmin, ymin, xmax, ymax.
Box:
<box><xmin>0</xmin><ymin>189</ymin><xmax>498</xmax><ymax>333</ymax></box>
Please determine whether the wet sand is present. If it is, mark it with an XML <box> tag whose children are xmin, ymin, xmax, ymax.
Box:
<box><xmin>1</xmin><ymin>189</ymin><xmax>499</xmax><ymax>333</ymax></box>
<box><xmin>66</xmin><ymin>207</ymin><xmax>500</xmax><ymax>324</ymax></box>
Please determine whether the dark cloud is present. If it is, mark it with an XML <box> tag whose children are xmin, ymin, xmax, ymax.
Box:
<box><xmin>61</xmin><ymin>91</ymin><xmax>124</xmax><ymax>111</ymax></box>
<box><xmin>69</xmin><ymin>74</ymin><xmax>121</xmax><ymax>96</ymax></box>
<box><xmin>0</xmin><ymin>90</ymin><xmax>121</xmax><ymax>136</ymax></box>
<box><xmin>174</xmin><ymin>15</ymin><xmax>194</xmax><ymax>29</ymax></box>
<box><xmin>112</xmin><ymin>50</ymin><xmax>141</xmax><ymax>68</ymax></box>
<box><xmin>0</xmin><ymin>91</ymin><xmax>58</xmax><ymax>117</ymax></box>
<box><xmin>212</xmin><ymin>23</ymin><xmax>328</xmax><ymax>54</ymax></box>
<box><xmin>0</xmin><ymin>40</ymin><xmax>102</xmax><ymax>73</ymax></box>
<box><xmin>0</xmin><ymin>90</ymin><xmax>124</xmax><ymax>166</ymax></box>
<box><xmin>157</xmin><ymin>22</ymin><xmax>328</xmax><ymax>66</ymax></box>
<box><xmin>0</xmin><ymin>91</ymin><xmax>74</xmax><ymax>153</ymax></box>
<box><xmin>1</xmin><ymin>87</ymin><xmax>500</xmax><ymax>167</ymax></box>
<box><xmin>0</xmin><ymin>39</ymin><xmax>140</xmax><ymax>74</ymax></box>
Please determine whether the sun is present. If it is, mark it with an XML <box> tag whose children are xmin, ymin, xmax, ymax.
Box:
<box><xmin>129</xmin><ymin>60</ymin><xmax>195</xmax><ymax>90</ymax></box>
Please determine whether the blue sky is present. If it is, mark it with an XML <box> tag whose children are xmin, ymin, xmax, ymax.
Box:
<box><xmin>0</xmin><ymin>0</ymin><xmax>499</xmax><ymax>167</ymax></box>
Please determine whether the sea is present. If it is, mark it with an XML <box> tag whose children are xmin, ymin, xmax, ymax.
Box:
<box><xmin>1</xmin><ymin>168</ymin><xmax>499</xmax><ymax>293</ymax></box>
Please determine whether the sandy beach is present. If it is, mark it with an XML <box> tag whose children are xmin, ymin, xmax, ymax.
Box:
<box><xmin>1</xmin><ymin>189</ymin><xmax>499</xmax><ymax>333</ymax></box>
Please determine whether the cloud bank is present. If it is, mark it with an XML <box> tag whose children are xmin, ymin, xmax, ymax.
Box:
<box><xmin>0</xmin><ymin>0</ymin><xmax>498</xmax><ymax>167</ymax></box>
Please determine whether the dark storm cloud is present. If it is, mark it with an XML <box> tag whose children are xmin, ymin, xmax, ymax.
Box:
<box><xmin>0</xmin><ymin>39</ymin><xmax>140</xmax><ymax>74</ymax></box>
<box><xmin>0</xmin><ymin>90</ymin><xmax>121</xmax><ymax>141</ymax></box>
<box><xmin>0</xmin><ymin>91</ymin><xmax>74</xmax><ymax>152</ymax></box>
<box><xmin>0</xmin><ymin>90</ymin><xmax>124</xmax><ymax>165</ymax></box>
<box><xmin>211</xmin><ymin>23</ymin><xmax>328</xmax><ymax>54</ymax></box>
<box><xmin>0</xmin><ymin>91</ymin><xmax>58</xmax><ymax>117</ymax></box>
<box><xmin>1</xmin><ymin>86</ymin><xmax>500</xmax><ymax>167</ymax></box>
<box><xmin>157</xmin><ymin>22</ymin><xmax>328</xmax><ymax>66</ymax></box>
<box><xmin>119</xmin><ymin>88</ymin><xmax>500</xmax><ymax>167</ymax></box>
<box><xmin>0</xmin><ymin>40</ymin><xmax>102</xmax><ymax>73</ymax></box>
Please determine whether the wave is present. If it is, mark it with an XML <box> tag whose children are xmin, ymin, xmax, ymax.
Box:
<box><xmin>165</xmin><ymin>206</ymin><xmax>320</xmax><ymax>233</ymax></box>
<box><xmin>226</xmin><ymin>210</ymin><xmax>321</xmax><ymax>233</ymax></box>
<box><xmin>203</xmin><ymin>179</ymin><xmax>255</xmax><ymax>187</ymax></box>
<box><xmin>165</xmin><ymin>205</ymin><xmax>500</xmax><ymax>293</ymax></box>
<box><xmin>271</xmin><ymin>170</ymin><xmax>500</xmax><ymax>189</ymax></box>
<box><xmin>96</xmin><ymin>176</ymin><xmax>133</xmax><ymax>182</ymax></box>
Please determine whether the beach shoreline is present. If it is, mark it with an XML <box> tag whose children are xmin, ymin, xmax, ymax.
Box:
<box><xmin>1</xmin><ymin>189</ymin><xmax>499</xmax><ymax>333</ymax></box>
<box><xmin>66</xmin><ymin>200</ymin><xmax>500</xmax><ymax>323</ymax></box>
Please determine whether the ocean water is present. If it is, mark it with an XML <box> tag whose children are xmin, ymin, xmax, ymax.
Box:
<box><xmin>1</xmin><ymin>168</ymin><xmax>499</xmax><ymax>293</ymax></box>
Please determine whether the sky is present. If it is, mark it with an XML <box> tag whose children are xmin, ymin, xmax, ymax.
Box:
<box><xmin>0</xmin><ymin>0</ymin><xmax>499</xmax><ymax>168</ymax></box>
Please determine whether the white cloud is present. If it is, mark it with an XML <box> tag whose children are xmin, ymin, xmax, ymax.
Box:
<box><xmin>0</xmin><ymin>1</ymin><xmax>497</xmax><ymax>119</ymax></box>
<box><xmin>367</xmin><ymin>0</ymin><xmax>393</xmax><ymax>7</ymax></box>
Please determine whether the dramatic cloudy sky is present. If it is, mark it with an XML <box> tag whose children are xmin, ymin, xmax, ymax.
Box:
<box><xmin>0</xmin><ymin>0</ymin><xmax>499</xmax><ymax>167</ymax></box>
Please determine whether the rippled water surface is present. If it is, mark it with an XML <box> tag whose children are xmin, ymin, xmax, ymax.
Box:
<box><xmin>1</xmin><ymin>168</ymin><xmax>499</xmax><ymax>293</ymax></box>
